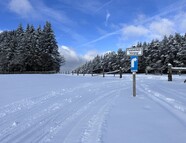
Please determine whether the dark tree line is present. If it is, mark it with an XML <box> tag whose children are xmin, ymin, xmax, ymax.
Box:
<box><xmin>75</xmin><ymin>33</ymin><xmax>186</xmax><ymax>74</ymax></box>
<box><xmin>0</xmin><ymin>22</ymin><xmax>65</xmax><ymax>73</ymax></box>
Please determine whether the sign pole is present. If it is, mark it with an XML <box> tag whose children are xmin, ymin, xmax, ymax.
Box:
<box><xmin>130</xmin><ymin>56</ymin><xmax>138</xmax><ymax>97</ymax></box>
<box><xmin>133</xmin><ymin>72</ymin><xmax>136</xmax><ymax>97</ymax></box>
<box><xmin>126</xmin><ymin>47</ymin><xmax>143</xmax><ymax>97</ymax></box>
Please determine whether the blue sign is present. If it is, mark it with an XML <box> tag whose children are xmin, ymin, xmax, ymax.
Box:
<box><xmin>130</xmin><ymin>56</ymin><xmax>138</xmax><ymax>72</ymax></box>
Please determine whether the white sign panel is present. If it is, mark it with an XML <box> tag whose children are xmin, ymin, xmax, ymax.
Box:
<box><xmin>126</xmin><ymin>48</ymin><xmax>143</xmax><ymax>56</ymax></box>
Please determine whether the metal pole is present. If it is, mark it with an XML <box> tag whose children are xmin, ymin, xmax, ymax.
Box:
<box><xmin>133</xmin><ymin>72</ymin><xmax>136</xmax><ymax>97</ymax></box>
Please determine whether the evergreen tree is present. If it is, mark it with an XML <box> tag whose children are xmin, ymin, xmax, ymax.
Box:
<box><xmin>24</xmin><ymin>24</ymin><xmax>36</xmax><ymax>71</ymax></box>
<box><xmin>42</xmin><ymin>21</ymin><xmax>62</xmax><ymax>72</ymax></box>
<box><xmin>0</xmin><ymin>22</ymin><xmax>65</xmax><ymax>73</ymax></box>
<box><xmin>11</xmin><ymin>24</ymin><xmax>25</xmax><ymax>72</ymax></box>
<box><xmin>75</xmin><ymin>33</ymin><xmax>186</xmax><ymax>74</ymax></box>
<box><xmin>116</xmin><ymin>48</ymin><xmax>125</xmax><ymax>69</ymax></box>
<box><xmin>4</xmin><ymin>31</ymin><xmax>17</xmax><ymax>72</ymax></box>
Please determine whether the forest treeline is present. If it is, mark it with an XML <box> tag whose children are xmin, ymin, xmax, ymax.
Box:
<box><xmin>0</xmin><ymin>22</ymin><xmax>65</xmax><ymax>73</ymax></box>
<box><xmin>75</xmin><ymin>33</ymin><xmax>186</xmax><ymax>74</ymax></box>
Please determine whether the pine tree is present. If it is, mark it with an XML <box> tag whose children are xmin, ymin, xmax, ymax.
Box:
<box><xmin>24</xmin><ymin>24</ymin><xmax>35</xmax><ymax>71</ymax></box>
<box><xmin>42</xmin><ymin>21</ymin><xmax>62</xmax><ymax>72</ymax></box>
<box><xmin>0</xmin><ymin>22</ymin><xmax>65</xmax><ymax>73</ymax></box>
<box><xmin>116</xmin><ymin>48</ymin><xmax>125</xmax><ymax>69</ymax></box>
<box><xmin>0</xmin><ymin>31</ymin><xmax>11</xmax><ymax>72</ymax></box>
<box><xmin>5</xmin><ymin>31</ymin><xmax>17</xmax><ymax>72</ymax></box>
<box><xmin>11</xmin><ymin>24</ymin><xmax>25</xmax><ymax>72</ymax></box>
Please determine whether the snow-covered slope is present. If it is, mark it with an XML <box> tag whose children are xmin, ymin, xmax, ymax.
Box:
<box><xmin>0</xmin><ymin>74</ymin><xmax>186</xmax><ymax>143</ymax></box>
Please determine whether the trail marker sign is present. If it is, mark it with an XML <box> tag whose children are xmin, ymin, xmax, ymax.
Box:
<box><xmin>126</xmin><ymin>47</ymin><xmax>143</xmax><ymax>97</ymax></box>
<box><xmin>126</xmin><ymin>47</ymin><xmax>143</xmax><ymax>56</ymax></box>
<box><xmin>131</xmin><ymin>56</ymin><xmax>138</xmax><ymax>72</ymax></box>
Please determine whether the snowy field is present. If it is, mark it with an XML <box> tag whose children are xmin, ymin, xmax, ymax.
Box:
<box><xmin>0</xmin><ymin>74</ymin><xmax>186</xmax><ymax>143</ymax></box>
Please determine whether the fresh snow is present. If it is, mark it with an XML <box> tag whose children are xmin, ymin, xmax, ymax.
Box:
<box><xmin>0</xmin><ymin>74</ymin><xmax>186</xmax><ymax>143</ymax></box>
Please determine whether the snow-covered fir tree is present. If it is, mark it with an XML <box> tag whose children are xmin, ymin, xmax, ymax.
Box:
<box><xmin>0</xmin><ymin>22</ymin><xmax>65</xmax><ymax>73</ymax></box>
<box><xmin>75</xmin><ymin>33</ymin><xmax>186</xmax><ymax>74</ymax></box>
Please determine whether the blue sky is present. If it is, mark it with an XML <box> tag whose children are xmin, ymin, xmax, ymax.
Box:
<box><xmin>1</xmin><ymin>0</ymin><xmax>186</xmax><ymax>70</ymax></box>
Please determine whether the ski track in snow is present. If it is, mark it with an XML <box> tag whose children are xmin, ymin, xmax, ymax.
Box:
<box><xmin>1</xmin><ymin>74</ymin><xmax>186</xmax><ymax>143</ymax></box>
<box><xmin>0</xmin><ymin>79</ymin><xmax>129</xmax><ymax>143</ymax></box>
<box><xmin>139</xmin><ymin>80</ymin><xmax>186</xmax><ymax>127</ymax></box>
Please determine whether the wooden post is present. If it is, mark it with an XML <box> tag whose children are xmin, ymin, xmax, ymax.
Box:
<box><xmin>178</xmin><ymin>70</ymin><xmax>181</xmax><ymax>76</ymax></box>
<box><xmin>103</xmin><ymin>68</ymin><xmax>105</xmax><ymax>77</ymax></box>
<box><xmin>133</xmin><ymin>72</ymin><xmax>136</xmax><ymax>97</ymax></box>
<box><xmin>168</xmin><ymin>63</ymin><xmax>172</xmax><ymax>81</ymax></box>
<box><xmin>119</xmin><ymin>67</ymin><xmax>122</xmax><ymax>78</ymax></box>
<box><xmin>145</xmin><ymin>69</ymin><xmax>148</xmax><ymax>75</ymax></box>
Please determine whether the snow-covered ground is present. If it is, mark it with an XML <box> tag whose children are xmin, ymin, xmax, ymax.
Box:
<box><xmin>0</xmin><ymin>74</ymin><xmax>186</xmax><ymax>143</ymax></box>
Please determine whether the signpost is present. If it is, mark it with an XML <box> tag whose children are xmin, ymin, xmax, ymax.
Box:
<box><xmin>126</xmin><ymin>47</ymin><xmax>143</xmax><ymax>56</ymax></box>
<box><xmin>126</xmin><ymin>47</ymin><xmax>143</xmax><ymax>97</ymax></box>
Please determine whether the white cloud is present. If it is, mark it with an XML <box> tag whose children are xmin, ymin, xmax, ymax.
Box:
<box><xmin>83</xmin><ymin>50</ymin><xmax>99</xmax><ymax>61</ymax></box>
<box><xmin>8</xmin><ymin>0</ymin><xmax>74</xmax><ymax>26</ymax></box>
<box><xmin>118</xmin><ymin>16</ymin><xmax>179</xmax><ymax>48</ymax></box>
<box><xmin>59</xmin><ymin>46</ymin><xmax>82</xmax><ymax>71</ymax></box>
<box><xmin>105</xmin><ymin>11</ymin><xmax>111</xmax><ymax>26</ymax></box>
<box><xmin>8</xmin><ymin>0</ymin><xmax>33</xmax><ymax>17</ymax></box>
<box><xmin>59</xmin><ymin>45</ymin><xmax>99</xmax><ymax>71</ymax></box>
<box><xmin>81</xmin><ymin>0</ymin><xmax>186</xmax><ymax>48</ymax></box>
<box><xmin>59</xmin><ymin>45</ymin><xmax>79</xmax><ymax>62</ymax></box>
<box><xmin>149</xmin><ymin>18</ymin><xmax>175</xmax><ymax>37</ymax></box>
<box><xmin>120</xmin><ymin>16</ymin><xmax>179</xmax><ymax>44</ymax></box>
<box><xmin>59</xmin><ymin>45</ymin><xmax>99</xmax><ymax>62</ymax></box>
<box><xmin>122</xmin><ymin>25</ymin><xmax>149</xmax><ymax>38</ymax></box>
<box><xmin>0</xmin><ymin>30</ymin><xmax>3</xmax><ymax>33</ymax></box>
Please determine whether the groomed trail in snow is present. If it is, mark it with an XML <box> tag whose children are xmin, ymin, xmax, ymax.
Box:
<box><xmin>0</xmin><ymin>74</ymin><xmax>186</xmax><ymax>143</ymax></box>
